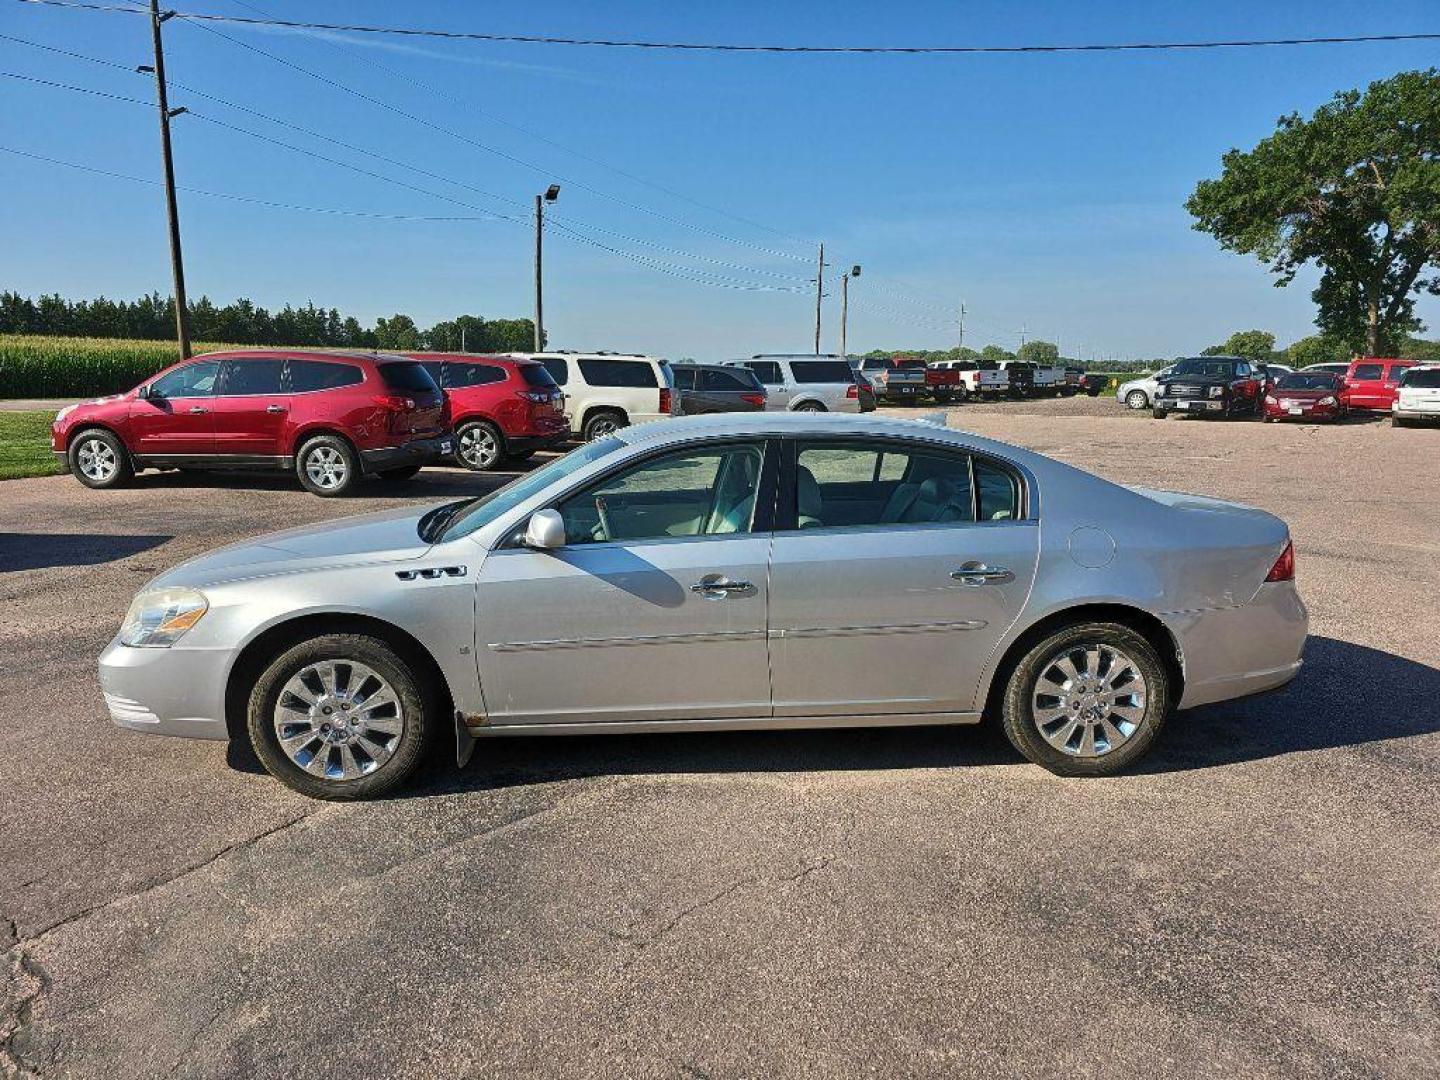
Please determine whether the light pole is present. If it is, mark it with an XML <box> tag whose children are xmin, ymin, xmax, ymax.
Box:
<box><xmin>533</xmin><ymin>183</ymin><xmax>560</xmax><ymax>351</ymax></box>
<box><xmin>839</xmin><ymin>264</ymin><xmax>860</xmax><ymax>360</ymax></box>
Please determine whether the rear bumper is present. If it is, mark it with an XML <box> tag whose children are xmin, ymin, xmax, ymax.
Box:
<box><xmin>358</xmin><ymin>434</ymin><xmax>452</xmax><ymax>473</ymax></box>
<box><xmin>1393</xmin><ymin>403</ymin><xmax>1440</xmax><ymax>419</ymax></box>
<box><xmin>98</xmin><ymin>637</ymin><xmax>230</xmax><ymax>741</ymax></box>
<box><xmin>1163</xmin><ymin>581</ymin><xmax>1308</xmax><ymax>710</ymax></box>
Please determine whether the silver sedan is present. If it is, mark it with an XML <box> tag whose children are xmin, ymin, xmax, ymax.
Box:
<box><xmin>100</xmin><ymin>413</ymin><xmax>1307</xmax><ymax>799</ymax></box>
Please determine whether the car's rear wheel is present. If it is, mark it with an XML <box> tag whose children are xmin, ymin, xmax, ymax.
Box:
<box><xmin>999</xmin><ymin>622</ymin><xmax>1170</xmax><ymax>777</ymax></box>
<box><xmin>68</xmin><ymin>429</ymin><xmax>133</xmax><ymax>489</ymax></box>
<box><xmin>246</xmin><ymin>634</ymin><xmax>434</xmax><ymax>800</ymax></box>
<box><xmin>582</xmin><ymin>409</ymin><xmax>626</xmax><ymax>441</ymax></box>
<box><xmin>296</xmin><ymin>435</ymin><xmax>359</xmax><ymax>497</ymax></box>
<box><xmin>455</xmin><ymin>420</ymin><xmax>504</xmax><ymax>471</ymax></box>
<box><xmin>794</xmin><ymin>401</ymin><xmax>825</xmax><ymax>413</ymax></box>
<box><xmin>1125</xmin><ymin>390</ymin><xmax>1148</xmax><ymax>410</ymax></box>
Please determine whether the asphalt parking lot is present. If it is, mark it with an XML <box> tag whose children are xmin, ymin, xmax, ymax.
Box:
<box><xmin>3</xmin><ymin>395</ymin><xmax>1438</xmax><ymax>1078</ymax></box>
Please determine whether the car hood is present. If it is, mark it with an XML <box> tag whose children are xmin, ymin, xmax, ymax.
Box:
<box><xmin>1271</xmin><ymin>388</ymin><xmax>1335</xmax><ymax>400</ymax></box>
<box><xmin>150</xmin><ymin>504</ymin><xmax>441</xmax><ymax>589</ymax></box>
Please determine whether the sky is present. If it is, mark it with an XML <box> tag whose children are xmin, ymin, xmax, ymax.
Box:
<box><xmin>2</xmin><ymin>0</ymin><xmax>1438</xmax><ymax>363</ymax></box>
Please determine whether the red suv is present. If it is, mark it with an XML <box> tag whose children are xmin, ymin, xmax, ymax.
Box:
<box><xmin>1344</xmin><ymin>357</ymin><xmax>1415</xmax><ymax>411</ymax></box>
<box><xmin>408</xmin><ymin>352</ymin><xmax>568</xmax><ymax>471</ymax></box>
<box><xmin>51</xmin><ymin>350</ymin><xmax>450</xmax><ymax>496</ymax></box>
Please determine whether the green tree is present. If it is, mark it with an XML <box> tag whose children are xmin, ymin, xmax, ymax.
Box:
<box><xmin>1286</xmin><ymin>334</ymin><xmax>1349</xmax><ymax>367</ymax></box>
<box><xmin>1187</xmin><ymin>69</ymin><xmax>1440</xmax><ymax>356</ymax></box>
<box><xmin>980</xmin><ymin>344</ymin><xmax>1015</xmax><ymax>365</ymax></box>
<box><xmin>374</xmin><ymin>314</ymin><xmax>422</xmax><ymax>351</ymax></box>
<box><xmin>1016</xmin><ymin>340</ymin><xmax>1059</xmax><ymax>365</ymax></box>
<box><xmin>1204</xmin><ymin>329</ymin><xmax>1276</xmax><ymax>362</ymax></box>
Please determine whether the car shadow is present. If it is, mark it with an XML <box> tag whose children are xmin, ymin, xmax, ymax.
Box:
<box><xmin>0</xmin><ymin>532</ymin><xmax>173</xmax><ymax>573</ymax></box>
<box><xmin>130</xmin><ymin>462</ymin><xmax>547</xmax><ymax>500</ymax></box>
<box><xmin>224</xmin><ymin>635</ymin><xmax>1439</xmax><ymax>791</ymax></box>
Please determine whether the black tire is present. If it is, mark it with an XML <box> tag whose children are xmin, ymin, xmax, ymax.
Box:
<box><xmin>793</xmin><ymin>401</ymin><xmax>826</xmax><ymax>413</ymax></box>
<box><xmin>954</xmin><ymin>385</ymin><xmax>970</xmax><ymax>404</ymax></box>
<box><xmin>377</xmin><ymin>465</ymin><xmax>422</xmax><ymax>481</ymax></box>
<box><xmin>246</xmin><ymin>633</ymin><xmax>434</xmax><ymax>800</ymax></box>
<box><xmin>67</xmin><ymin>428</ymin><xmax>134</xmax><ymax>490</ymax></box>
<box><xmin>1125</xmin><ymin>390</ymin><xmax>1148</xmax><ymax>410</ymax></box>
<box><xmin>295</xmin><ymin>434</ymin><xmax>360</xmax><ymax>497</ymax></box>
<box><xmin>455</xmin><ymin>419</ymin><xmax>505</xmax><ymax>471</ymax></box>
<box><xmin>1152</xmin><ymin>407</ymin><xmax>1168</xmax><ymax>420</ymax></box>
<box><xmin>999</xmin><ymin>622</ymin><xmax>1171</xmax><ymax>777</ymax></box>
<box><xmin>582</xmin><ymin>409</ymin><xmax>627</xmax><ymax>441</ymax></box>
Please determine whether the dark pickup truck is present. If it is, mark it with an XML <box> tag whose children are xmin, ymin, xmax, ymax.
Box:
<box><xmin>1152</xmin><ymin>356</ymin><xmax>1262</xmax><ymax>420</ymax></box>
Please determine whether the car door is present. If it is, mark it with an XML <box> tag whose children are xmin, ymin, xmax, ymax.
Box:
<box><xmin>210</xmin><ymin>357</ymin><xmax>291</xmax><ymax>458</ymax></box>
<box><xmin>473</xmin><ymin>438</ymin><xmax>776</xmax><ymax>726</ymax></box>
<box><xmin>1346</xmin><ymin>362</ymin><xmax>1385</xmax><ymax>409</ymax></box>
<box><xmin>127</xmin><ymin>359</ymin><xmax>221</xmax><ymax>457</ymax></box>
<box><xmin>768</xmin><ymin>437</ymin><xmax>1040</xmax><ymax>717</ymax></box>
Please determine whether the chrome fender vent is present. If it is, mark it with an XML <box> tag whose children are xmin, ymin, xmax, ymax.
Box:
<box><xmin>395</xmin><ymin>566</ymin><xmax>468</xmax><ymax>581</ymax></box>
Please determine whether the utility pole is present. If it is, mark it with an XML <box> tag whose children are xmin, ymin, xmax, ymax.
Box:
<box><xmin>533</xmin><ymin>184</ymin><xmax>560</xmax><ymax>351</ymax></box>
<box><xmin>813</xmin><ymin>242</ymin><xmax>826</xmax><ymax>355</ymax></box>
<box><xmin>838</xmin><ymin>264</ymin><xmax>860</xmax><ymax>360</ymax></box>
<box><xmin>146</xmin><ymin>0</ymin><xmax>190</xmax><ymax>359</ymax></box>
<box><xmin>957</xmin><ymin>300</ymin><xmax>966</xmax><ymax>351</ymax></box>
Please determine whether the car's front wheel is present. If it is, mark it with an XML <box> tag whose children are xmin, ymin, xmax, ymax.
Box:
<box><xmin>999</xmin><ymin>622</ymin><xmax>1171</xmax><ymax>777</ymax></box>
<box><xmin>793</xmin><ymin>401</ymin><xmax>825</xmax><ymax>412</ymax></box>
<box><xmin>246</xmin><ymin>633</ymin><xmax>434</xmax><ymax>800</ymax></box>
<box><xmin>296</xmin><ymin>435</ymin><xmax>359</xmax><ymax>496</ymax></box>
<box><xmin>1152</xmin><ymin>407</ymin><xmax>1168</xmax><ymax>420</ymax></box>
<box><xmin>1125</xmin><ymin>390</ymin><xmax>1148</xmax><ymax>410</ymax></box>
<box><xmin>68</xmin><ymin>429</ymin><xmax>134</xmax><ymax>489</ymax></box>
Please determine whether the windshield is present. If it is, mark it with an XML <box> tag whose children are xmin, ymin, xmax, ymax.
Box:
<box><xmin>1401</xmin><ymin>368</ymin><xmax>1440</xmax><ymax>388</ymax></box>
<box><xmin>1170</xmin><ymin>359</ymin><xmax>1235</xmax><ymax>378</ymax></box>
<box><xmin>1277</xmin><ymin>373</ymin><xmax>1339</xmax><ymax>391</ymax></box>
<box><xmin>437</xmin><ymin>438</ymin><xmax>622</xmax><ymax>542</ymax></box>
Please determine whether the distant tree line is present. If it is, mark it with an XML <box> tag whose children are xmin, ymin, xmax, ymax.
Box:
<box><xmin>0</xmin><ymin>291</ymin><xmax>538</xmax><ymax>353</ymax></box>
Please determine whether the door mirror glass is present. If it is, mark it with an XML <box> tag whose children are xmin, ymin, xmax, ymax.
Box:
<box><xmin>523</xmin><ymin>509</ymin><xmax>567</xmax><ymax>551</ymax></box>
<box><xmin>137</xmin><ymin>383</ymin><xmax>154</xmax><ymax>399</ymax></box>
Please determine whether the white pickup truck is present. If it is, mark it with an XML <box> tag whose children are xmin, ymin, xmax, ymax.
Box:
<box><xmin>932</xmin><ymin>360</ymin><xmax>1008</xmax><ymax>401</ymax></box>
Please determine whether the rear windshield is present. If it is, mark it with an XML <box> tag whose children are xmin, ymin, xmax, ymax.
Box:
<box><xmin>790</xmin><ymin>360</ymin><xmax>854</xmax><ymax>384</ymax></box>
<box><xmin>1171</xmin><ymin>359</ymin><xmax>1236</xmax><ymax>378</ymax></box>
<box><xmin>1401</xmin><ymin>368</ymin><xmax>1440</xmax><ymax>388</ymax></box>
<box><xmin>578</xmin><ymin>358</ymin><xmax>657</xmax><ymax>388</ymax></box>
<box><xmin>378</xmin><ymin>361</ymin><xmax>440</xmax><ymax>394</ymax></box>
<box><xmin>1277</xmin><ymin>373</ymin><xmax>1339</xmax><ymax>391</ymax></box>
<box><xmin>519</xmin><ymin>364</ymin><xmax>558</xmax><ymax>388</ymax></box>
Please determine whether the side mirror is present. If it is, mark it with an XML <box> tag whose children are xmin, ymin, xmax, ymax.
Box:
<box><xmin>137</xmin><ymin>384</ymin><xmax>152</xmax><ymax>400</ymax></box>
<box><xmin>522</xmin><ymin>509</ymin><xmax>566</xmax><ymax>551</ymax></box>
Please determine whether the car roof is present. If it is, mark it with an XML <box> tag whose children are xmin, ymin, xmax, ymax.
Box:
<box><xmin>192</xmin><ymin>349</ymin><xmax>409</xmax><ymax>364</ymax></box>
<box><xmin>502</xmin><ymin>352</ymin><xmax>662</xmax><ymax>362</ymax></box>
<box><xmin>403</xmin><ymin>352</ymin><xmax>539</xmax><ymax>364</ymax></box>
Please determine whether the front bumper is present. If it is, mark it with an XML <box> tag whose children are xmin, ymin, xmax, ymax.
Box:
<box><xmin>1393</xmin><ymin>403</ymin><xmax>1440</xmax><ymax>420</ymax></box>
<box><xmin>358</xmin><ymin>434</ymin><xmax>452</xmax><ymax>474</ymax></box>
<box><xmin>98</xmin><ymin>637</ymin><xmax>230</xmax><ymax>741</ymax></box>
<box><xmin>1158</xmin><ymin>396</ymin><xmax>1228</xmax><ymax>414</ymax></box>
<box><xmin>1265</xmin><ymin>401</ymin><xmax>1340</xmax><ymax>420</ymax></box>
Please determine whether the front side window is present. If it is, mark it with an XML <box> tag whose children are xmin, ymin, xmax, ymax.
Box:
<box><xmin>577</xmin><ymin>358</ymin><xmax>658</xmax><ymax>388</ymax></box>
<box><xmin>290</xmin><ymin>359</ymin><xmax>363</xmax><ymax>392</ymax></box>
<box><xmin>149</xmin><ymin>360</ymin><xmax>220</xmax><ymax>399</ymax></box>
<box><xmin>794</xmin><ymin>441</ymin><xmax>976</xmax><ymax>529</ymax></box>
<box><xmin>790</xmin><ymin>360</ymin><xmax>854</xmax><ymax>384</ymax></box>
<box><xmin>219</xmin><ymin>358</ymin><xmax>286</xmax><ymax>396</ymax></box>
<box><xmin>558</xmin><ymin>442</ymin><xmax>765</xmax><ymax>545</ymax></box>
<box><xmin>440</xmin><ymin>437</ymin><xmax>622</xmax><ymax>541</ymax></box>
<box><xmin>1351</xmin><ymin>363</ymin><xmax>1384</xmax><ymax>381</ymax></box>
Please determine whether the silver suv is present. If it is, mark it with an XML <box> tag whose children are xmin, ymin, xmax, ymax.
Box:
<box><xmin>722</xmin><ymin>354</ymin><xmax>872</xmax><ymax>413</ymax></box>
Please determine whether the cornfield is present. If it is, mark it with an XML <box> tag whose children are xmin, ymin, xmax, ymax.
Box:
<box><xmin>0</xmin><ymin>334</ymin><xmax>243</xmax><ymax>398</ymax></box>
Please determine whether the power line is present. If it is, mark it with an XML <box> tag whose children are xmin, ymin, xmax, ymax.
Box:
<box><xmin>15</xmin><ymin>2</ymin><xmax>1440</xmax><ymax>54</ymax></box>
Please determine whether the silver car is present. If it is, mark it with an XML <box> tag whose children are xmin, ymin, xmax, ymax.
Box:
<box><xmin>100</xmin><ymin>413</ymin><xmax>1307</xmax><ymax>799</ymax></box>
<box><xmin>1117</xmin><ymin>366</ymin><xmax>1175</xmax><ymax>410</ymax></box>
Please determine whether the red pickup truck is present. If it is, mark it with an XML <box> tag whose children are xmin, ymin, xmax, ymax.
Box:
<box><xmin>859</xmin><ymin>357</ymin><xmax>962</xmax><ymax>403</ymax></box>
<box><xmin>1344</xmin><ymin>357</ymin><xmax>1415</xmax><ymax>411</ymax></box>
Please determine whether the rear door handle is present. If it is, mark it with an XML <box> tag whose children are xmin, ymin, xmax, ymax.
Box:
<box><xmin>690</xmin><ymin>574</ymin><xmax>755</xmax><ymax>599</ymax></box>
<box><xmin>950</xmin><ymin>563</ymin><xmax>1015</xmax><ymax>586</ymax></box>
<box><xmin>188</xmin><ymin>406</ymin><xmax>209</xmax><ymax>414</ymax></box>
<box><xmin>266</xmin><ymin>404</ymin><xmax>287</xmax><ymax>414</ymax></box>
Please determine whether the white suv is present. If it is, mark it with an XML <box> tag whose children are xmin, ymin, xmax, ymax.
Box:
<box><xmin>1393</xmin><ymin>364</ymin><xmax>1440</xmax><ymax>427</ymax></box>
<box><xmin>721</xmin><ymin>354</ymin><xmax>871</xmax><ymax>413</ymax></box>
<box><xmin>512</xmin><ymin>353</ymin><xmax>679</xmax><ymax>441</ymax></box>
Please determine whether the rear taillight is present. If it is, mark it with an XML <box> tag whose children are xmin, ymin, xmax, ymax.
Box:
<box><xmin>374</xmin><ymin>394</ymin><xmax>415</xmax><ymax>410</ymax></box>
<box><xmin>740</xmin><ymin>392</ymin><xmax>766</xmax><ymax>407</ymax></box>
<box><xmin>659</xmin><ymin>387</ymin><xmax>673</xmax><ymax>413</ymax></box>
<box><xmin>1265</xmin><ymin>540</ymin><xmax>1295</xmax><ymax>582</ymax></box>
<box><xmin>846</xmin><ymin>383</ymin><xmax>859</xmax><ymax>398</ymax></box>
<box><xmin>517</xmin><ymin>390</ymin><xmax>550</xmax><ymax>402</ymax></box>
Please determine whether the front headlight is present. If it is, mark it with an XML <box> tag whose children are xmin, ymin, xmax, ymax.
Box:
<box><xmin>1209</xmin><ymin>386</ymin><xmax>1225</xmax><ymax>398</ymax></box>
<box><xmin>119</xmin><ymin>587</ymin><xmax>209</xmax><ymax>647</ymax></box>
<box><xmin>1319</xmin><ymin>395</ymin><xmax>1336</xmax><ymax>406</ymax></box>
<box><xmin>54</xmin><ymin>404</ymin><xmax>77</xmax><ymax>423</ymax></box>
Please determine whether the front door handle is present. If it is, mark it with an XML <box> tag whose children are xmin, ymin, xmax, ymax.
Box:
<box><xmin>188</xmin><ymin>406</ymin><xmax>209</xmax><ymax>414</ymax></box>
<box><xmin>266</xmin><ymin>404</ymin><xmax>287</xmax><ymax>414</ymax></box>
<box><xmin>690</xmin><ymin>574</ymin><xmax>755</xmax><ymax>599</ymax></box>
<box><xmin>950</xmin><ymin>563</ymin><xmax>1015</xmax><ymax>586</ymax></box>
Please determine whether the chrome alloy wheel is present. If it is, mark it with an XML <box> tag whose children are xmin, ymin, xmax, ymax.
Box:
<box><xmin>303</xmin><ymin>446</ymin><xmax>349</xmax><ymax>490</ymax></box>
<box><xmin>458</xmin><ymin>425</ymin><xmax>500</xmax><ymax>469</ymax></box>
<box><xmin>273</xmin><ymin>660</ymin><xmax>405</xmax><ymax>781</ymax></box>
<box><xmin>76</xmin><ymin>437</ymin><xmax>119</xmax><ymax>482</ymax></box>
<box><xmin>1031</xmin><ymin>643</ymin><xmax>1148</xmax><ymax>758</ymax></box>
<box><xmin>587</xmin><ymin>415</ymin><xmax>620</xmax><ymax>438</ymax></box>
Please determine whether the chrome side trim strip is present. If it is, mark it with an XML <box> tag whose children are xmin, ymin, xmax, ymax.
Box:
<box><xmin>464</xmin><ymin>709</ymin><xmax>982</xmax><ymax>737</ymax></box>
<box><xmin>488</xmin><ymin>629</ymin><xmax>766</xmax><ymax>653</ymax></box>
<box><xmin>771</xmin><ymin>620</ymin><xmax>986</xmax><ymax>640</ymax></box>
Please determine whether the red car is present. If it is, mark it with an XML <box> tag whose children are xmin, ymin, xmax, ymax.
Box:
<box><xmin>51</xmin><ymin>349</ymin><xmax>450</xmax><ymax>496</ymax></box>
<box><xmin>408</xmin><ymin>353</ymin><xmax>569</xmax><ymax>471</ymax></box>
<box><xmin>1262</xmin><ymin>371</ymin><xmax>1349</xmax><ymax>423</ymax></box>
<box><xmin>1344</xmin><ymin>357</ymin><xmax>1415</xmax><ymax>411</ymax></box>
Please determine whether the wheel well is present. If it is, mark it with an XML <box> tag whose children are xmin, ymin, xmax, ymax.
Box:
<box><xmin>66</xmin><ymin>423</ymin><xmax>125</xmax><ymax>452</ymax></box>
<box><xmin>980</xmin><ymin>604</ymin><xmax>1184</xmax><ymax>723</ymax></box>
<box><xmin>223</xmin><ymin>612</ymin><xmax>455</xmax><ymax>743</ymax></box>
<box><xmin>581</xmin><ymin>405</ymin><xmax>627</xmax><ymax>429</ymax></box>
<box><xmin>790</xmin><ymin>399</ymin><xmax>827</xmax><ymax>411</ymax></box>
<box><xmin>291</xmin><ymin>428</ymin><xmax>357</xmax><ymax>459</ymax></box>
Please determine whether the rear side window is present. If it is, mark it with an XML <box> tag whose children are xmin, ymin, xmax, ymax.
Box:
<box><xmin>1401</xmin><ymin>368</ymin><xmax>1440</xmax><ymax>388</ymax></box>
<box><xmin>378</xmin><ymin>362</ymin><xmax>440</xmax><ymax>394</ymax></box>
<box><xmin>541</xmin><ymin>358</ymin><xmax>569</xmax><ymax>386</ymax></box>
<box><xmin>519</xmin><ymin>364</ymin><xmax>558</xmax><ymax>389</ymax></box>
<box><xmin>578</xmin><ymin>358</ymin><xmax>657</xmax><ymax>388</ymax></box>
<box><xmin>290</xmin><ymin>359</ymin><xmax>363</xmax><ymax>392</ymax></box>
<box><xmin>975</xmin><ymin>459</ymin><xmax>1021</xmax><ymax>521</ymax></box>
<box><xmin>794</xmin><ymin>441</ymin><xmax>976</xmax><ymax>529</ymax></box>
<box><xmin>219</xmin><ymin>359</ymin><xmax>286</xmax><ymax>396</ymax></box>
<box><xmin>790</xmin><ymin>360</ymin><xmax>854</xmax><ymax>384</ymax></box>
<box><xmin>743</xmin><ymin>361</ymin><xmax>783</xmax><ymax>385</ymax></box>
<box><xmin>419</xmin><ymin>361</ymin><xmax>445</xmax><ymax>387</ymax></box>
<box><xmin>448</xmin><ymin>362</ymin><xmax>506</xmax><ymax>388</ymax></box>
<box><xmin>1351</xmin><ymin>363</ymin><xmax>1384</xmax><ymax>381</ymax></box>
